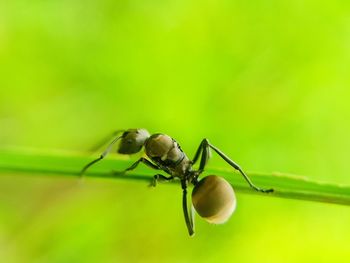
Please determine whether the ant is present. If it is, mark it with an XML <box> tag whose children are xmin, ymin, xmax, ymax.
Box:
<box><xmin>80</xmin><ymin>129</ymin><xmax>273</xmax><ymax>236</ymax></box>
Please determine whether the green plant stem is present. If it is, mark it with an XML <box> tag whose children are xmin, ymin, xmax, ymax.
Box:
<box><xmin>0</xmin><ymin>148</ymin><xmax>350</xmax><ymax>206</ymax></box>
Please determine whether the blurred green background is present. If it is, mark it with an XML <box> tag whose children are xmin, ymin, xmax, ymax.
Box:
<box><xmin>1</xmin><ymin>0</ymin><xmax>350</xmax><ymax>262</ymax></box>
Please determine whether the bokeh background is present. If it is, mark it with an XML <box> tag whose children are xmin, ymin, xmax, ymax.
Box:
<box><xmin>1</xmin><ymin>0</ymin><xmax>350</xmax><ymax>262</ymax></box>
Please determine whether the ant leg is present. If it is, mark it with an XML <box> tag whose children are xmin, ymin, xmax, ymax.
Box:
<box><xmin>196</xmin><ymin>139</ymin><xmax>273</xmax><ymax>193</ymax></box>
<box><xmin>122</xmin><ymin>157</ymin><xmax>160</xmax><ymax>173</ymax></box>
<box><xmin>208</xmin><ymin>142</ymin><xmax>273</xmax><ymax>192</ymax></box>
<box><xmin>199</xmin><ymin>140</ymin><xmax>210</xmax><ymax>172</ymax></box>
<box><xmin>191</xmin><ymin>139</ymin><xmax>211</xmax><ymax>175</ymax></box>
<box><xmin>191</xmin><ymin>140</ymin><xmax>204</xmax><ymax>165</ymax></box>
<box><xmin>191</xmin><ymin>140</ymin><xmax>211</xmax><ymax>180</ymax></box>
<box><xmin>88</xmin><ymin>130</ymin><xmax>124</xmax><ymax>152</ymax></box>
<box><xmin>149</xmin><ymin>174</ymin><xmax>173</xmax><ymax>187</ymax></box>
<box><xmin>80</xmin><ymin>134</ymin><xmax>124</xmax><ymax>176</ymax></box>
<box><xmin>189</xmin><ymin>203</ymin><xmax>195</xmax><ymax>234</ymax></box>
<box><xmin>117</xmin><ymin>158</ymin><xmax>174</xmax><ymax>181</ymax></box>
<box><xmin>181</xmin><ymin>180</ymin><xmax>195</xmax><ymax>236</ymax></box>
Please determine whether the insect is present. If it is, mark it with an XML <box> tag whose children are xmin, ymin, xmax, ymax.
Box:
<box><xmin>80</xmin><ymin>128</ymin><xmax>273</xmax><ymax>236</ymax></box>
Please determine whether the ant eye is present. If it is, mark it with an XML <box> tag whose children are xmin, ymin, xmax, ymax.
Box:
<box><xmin>192</xmin><ymin>175</ymin><xmax>236</xmax><ymax>224</ymax></box>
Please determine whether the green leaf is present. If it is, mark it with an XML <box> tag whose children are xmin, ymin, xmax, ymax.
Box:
<box><xmin>0</xmin><ymin>148</ymin><xmax>350</xmax><ymax>206</ymax></box>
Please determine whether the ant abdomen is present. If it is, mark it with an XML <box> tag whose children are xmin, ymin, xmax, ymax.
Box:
<box><xmin>192</xmin><ymin>175</ymin><xmax>236</xmax><ymax>224</ymax></box>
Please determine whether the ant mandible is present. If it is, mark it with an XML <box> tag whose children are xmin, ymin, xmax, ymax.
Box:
<box><xmin>80</xmin><ymin>129</ymin><xmax>273</xmax><ymax>236</ymax></box>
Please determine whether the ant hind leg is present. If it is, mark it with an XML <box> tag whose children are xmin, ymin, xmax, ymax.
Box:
<box><xmin>181</xmin><ymin>180</ymin><xmax>195</xmax><ymax>236</ymax></box>
<box><xmin>193</xmin><ymin>138</ymin><xmax>273</xmax><ymax>193</ymax></box>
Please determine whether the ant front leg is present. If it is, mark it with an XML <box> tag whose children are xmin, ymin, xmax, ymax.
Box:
<box><xmin>88</xmin><ymin>130</ymin><xmax>125</xmax><ymax>153</ymax></box>
<box><xmin>80</xmin><ymin>133</ymin><xmax>124</xmax><ymax>176</ymax></box>
<box><xmin>117</xmin><ymin>158</ymin><xmax>174</xmax><ymax>187</ymax></box>
<box><xmin>115</xmin><ymin>157</ymin><xmax>160</xmax><ymax>175</ymax></box>
<box><xmin>149</xmin><ymin>174</ymin><xmax>173</xmax><ymax>187</ymax></box>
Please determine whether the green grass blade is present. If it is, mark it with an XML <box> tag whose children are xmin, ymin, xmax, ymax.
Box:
<box><xmin>0</xmin><ymin>148</ymin><xmax>350</xmax><ymax>206</ymax></box>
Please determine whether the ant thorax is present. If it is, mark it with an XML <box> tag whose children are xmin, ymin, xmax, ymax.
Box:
<box><xmin>145</xmin><ymin>134</ymin><xmax>191</xmax><ymax>178</ymax></box>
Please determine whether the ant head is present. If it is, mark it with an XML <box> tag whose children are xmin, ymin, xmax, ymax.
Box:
<box><xmin>192</xmin><ymin>175</ymin><xmax>236</xmax><ymax>224</ymax></box>
<box><xmin>118</xmin><ymin>129</ymin><xmax>150</xmax><ymax>154</ymax></box>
